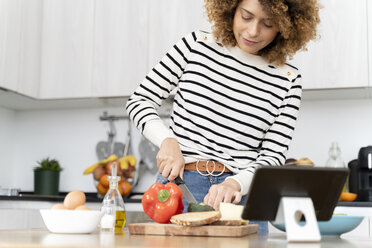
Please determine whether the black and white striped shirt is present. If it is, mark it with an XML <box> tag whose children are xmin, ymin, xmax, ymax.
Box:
<box><xmin>126</xmin><ymin>31</ymin><xmax>302</xmax><ymax>194</ymax></box>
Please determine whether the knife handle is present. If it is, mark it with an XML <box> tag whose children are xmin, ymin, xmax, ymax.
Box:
<box><xmin>174</xmin><ymin>176</ymin><xmax>184</xmax><ymax>185</ymax></box>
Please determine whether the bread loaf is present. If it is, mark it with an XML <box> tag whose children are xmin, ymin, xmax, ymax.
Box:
<box><xmin>170</xmin><ymin>211</ymin><xmax>221</xmax><ymax>226</ymax></box>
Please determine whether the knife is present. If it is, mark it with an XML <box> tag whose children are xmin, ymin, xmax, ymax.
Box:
<box><xmin>174</xmin><ymin>176</ymin><xmax>198</xmax><ymax>204</ymax></box>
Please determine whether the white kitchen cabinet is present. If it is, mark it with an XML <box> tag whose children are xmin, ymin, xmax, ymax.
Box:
<box><xmin>2</xmin><ymin>0</ymin><xmax>371</xmax><ymax>101</ymax></box>
<box><xmin>291</xmin><ymin>0</ymin><xmax>368</xmax><ymax>90</ymax></box>
<box><xmin>0</xmin><ymin>0</ymin><xmax>41</xmax><ymax>97</ymax></box>
<box><xmin>17</xmin><ymin>0</ymin><xmax>42</xmax><ymax>97</ymax></box>
<box><xmin>39</xmin><ymin>0</ymin><xmax>95</xmax><ymax>99</ymax></box>
<box><xmin>94</xmin><ymin>0</ymin><xmax>211</xmax><ymax>97</ymax></box>
<box><xmin>0</xmin><ymin>0</ymin><xmax>22</xmax><ymax>92</ymax></box>
<box><xmin>0</xmin><ymin>200</ymin><xmax>148</xmax><ymax>230</ymax></box>
<box><xmin>92</xmin><ymin>0</ymin><xmax>149</xmax><ymax>97</ymax></box>
<box><xmin>147</xmin><ymin>0</ymin><xmax>211</xmax><ymax>71</ymax></box>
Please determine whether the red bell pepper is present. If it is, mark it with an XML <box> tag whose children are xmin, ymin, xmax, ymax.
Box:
<box><xmin>142</xmin><ymin>182</ymin><xmax>184</xmax><ymax>223</ymax></box>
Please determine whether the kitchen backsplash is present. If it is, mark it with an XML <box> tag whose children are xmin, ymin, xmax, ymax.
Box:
<box><xmin>1</xmin><ymin>97</ymin><xmax>372</xmax><ymax>193</ymax></box>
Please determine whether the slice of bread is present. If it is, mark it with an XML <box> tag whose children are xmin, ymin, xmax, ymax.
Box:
<box><xmin>170</xmin><ymin>210</ymin><xmax>221</xmax><ymax>226</ymax></box>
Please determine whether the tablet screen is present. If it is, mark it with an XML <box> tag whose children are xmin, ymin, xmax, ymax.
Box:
<box><xmin>241</xmin><ymin>166</ymin><xmax>349</xmax><ymax>221</ymax></box>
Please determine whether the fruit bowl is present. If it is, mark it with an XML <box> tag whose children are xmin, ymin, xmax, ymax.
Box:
<box><xmin>89</xmin><ymin>155</ymin><xmax>136</xmax><ymax>198</ymax></box>
<box><xmin>271</xmin><ymin>215</ymin><xmax>364</xmax><ymax>236</ymax></box>
<box><xmin>94</xmin><ymin>175</ymin><xmax>132</xmax><ymax>199</ymax></box>
<box><xmin>40</xmin><ymin>209</ymin><xmax>103</xmax><ymax>234</ymax></box>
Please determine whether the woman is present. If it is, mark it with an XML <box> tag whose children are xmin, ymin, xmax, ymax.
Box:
<box><xmin>126</xmin><ymin>0</ymin><xmax>320</xmax><ymax>233</ymax></box>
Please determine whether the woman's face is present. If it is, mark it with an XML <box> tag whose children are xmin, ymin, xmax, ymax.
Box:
<box><xmin>233</xmin><ymin>0</ymin><xmax>279</xmax><ymax>55</ymax></box>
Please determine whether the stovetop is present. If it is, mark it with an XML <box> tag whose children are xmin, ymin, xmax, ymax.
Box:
<box><xmin>0</xmin><ymin>191</ymin><xmax>142</xmax><ymax>203</ymax></box>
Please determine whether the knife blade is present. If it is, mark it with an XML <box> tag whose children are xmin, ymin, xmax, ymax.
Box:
<box><xmin>174</xmin><ymin>176</ymin><xmax>198</xmax><ymax>204</ymax></box>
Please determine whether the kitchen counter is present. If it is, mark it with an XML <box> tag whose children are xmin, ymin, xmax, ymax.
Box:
<box><xmin>0</xmin><ymin>192</ymin><xmax>147</xmax><ymax>230</ymax></box>
<box><xmin>0</xmin><ymin>191</ymin><xmax>142</xmax><ymax>203</ymax></box>
<box><xmin>0</xmin><ymin>228</ymin><xmax>371</xmax><ymax>248</ymax></box>
<box><xmin>2</xmin><ymin>192</ymin><xmax>372</xmax><ymax>236</ymax></box>
<box><xmin>0</xmin><ymin>192</ymin><xmax>143</xmax><ymax>212</ymax></box>
<box><xmin>338</xmin><ymin>201</ymin><xmax>372</xmax><ymax>207</ymax></box>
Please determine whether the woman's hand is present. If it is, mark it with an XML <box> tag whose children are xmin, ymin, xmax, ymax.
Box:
<box><xmin>156</xmin><ymin>138</ymin><xmax>185</xmax><ymax>181</ymax></box>
<box><xmin>203</xmin><ymin>178</ymin><xmax>242</xmax><ymax>210</ymax></box>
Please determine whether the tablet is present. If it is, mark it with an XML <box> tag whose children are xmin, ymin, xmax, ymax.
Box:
<box><xmin>241</xmin><ymin>166</ymin><xmax>349</xmax><ymax>221</ymax></box>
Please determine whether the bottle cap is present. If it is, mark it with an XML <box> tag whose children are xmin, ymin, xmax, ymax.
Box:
<box><xmin>108</xmin><ymin>161</ymin><xmax>121</xmax><ymax>182</ymax></box>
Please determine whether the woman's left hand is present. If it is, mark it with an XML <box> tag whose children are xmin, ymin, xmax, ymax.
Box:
<box><xmin>203</xmin><ymin>179</ymin><xmax>242</xmax><ymax>210</ymax></box>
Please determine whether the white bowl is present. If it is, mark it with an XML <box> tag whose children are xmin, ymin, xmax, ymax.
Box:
<box><xmin>40</xmin><ymin>209</ymin><xmax>103</xmax><ymax>234</ymax></box>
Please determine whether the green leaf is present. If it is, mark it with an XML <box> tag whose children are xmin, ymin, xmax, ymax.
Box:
<box><xmin>33</xmin><ymin>157</ymin><xmax>63</xmax><ymax>172</ymax></box>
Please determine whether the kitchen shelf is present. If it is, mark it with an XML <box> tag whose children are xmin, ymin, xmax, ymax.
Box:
<box><xmin>0</xmin><ymin>89</ymin><xmax>129</xmax><ymax>111</ymax></box>
<box><xmin>1</xmin><ymin>87</ymin><xmax>371</xmax><ymax>111</ymax></box>
<box><xmin>302</xmin><ymin>87</ymin><xmax>372</xmax><ymax>101</ymax></box>
<box><xmin>0</xmin><ymin>88</ymin><xmax>175</xmax><ymax>112</ymax></box>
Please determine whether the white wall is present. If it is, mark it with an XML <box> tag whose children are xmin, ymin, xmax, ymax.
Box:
<box><xmin>288</xmin><ymin>98</ymin><xmax>372</xmax><ymax>166</ymax></box>
<box><xmin>1</xmin><ymin>98</ymin><xmax>372</xmax><ymax>193</ymax></box>
<box><xmin>3</xmin><ymin>106</ymin><xmax>138</xmax><ymax>192</ymax></box>
<box><xmin>0</xmin><ymin>107</ymin><xmax>16</xmax><ymax>188</ymax></box>
<box><xmin>11</xmin><ymin>107</ymin><xmax>131</xmax><ymax>192</ymax></box>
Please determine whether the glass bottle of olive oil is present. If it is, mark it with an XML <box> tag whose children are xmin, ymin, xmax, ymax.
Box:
<box><xmin>103</xmin><ymin>162</ymin><xmax>126</xmax><ymax>232</ymax></box>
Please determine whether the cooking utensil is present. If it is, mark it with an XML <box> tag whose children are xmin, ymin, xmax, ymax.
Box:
<box><xmin>96</xmin><ymin>113</ymin><xmax>125</xmax><ymax>160</ymax></box>
<box><xmin>121</xmin><ymin>123</ymin><xmax>138</xmax><ymax>187</ymax></box>
<box><xmin>138</xmin><ymin>137</ymin><xmax>159</xmax><ymax>174</ymax></box>
<box><xmin>123</xmin><ymin>127</ymin><xmax>131</xmax><ymax>157</ymax></box>
<box><xmin>174</xmin><ymin>176</ymin><xmax>197</xmax><ymax>204</ymax></box>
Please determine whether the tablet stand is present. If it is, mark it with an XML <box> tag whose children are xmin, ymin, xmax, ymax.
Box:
<box><xmin>274</xmin><ymin>197</ymin><xmax>321</xmax><ymax>242</ymax></box>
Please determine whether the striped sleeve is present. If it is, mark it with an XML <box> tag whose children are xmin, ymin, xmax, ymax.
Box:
<box><xmin>227</xmin><ymin>75</ymin><xmax>302</xmax><ymax>195</ymax></box>
<box><xmin>125</xmin><ymin>32</ymin><xmax>196</xmax><ymax>146</ymax></box>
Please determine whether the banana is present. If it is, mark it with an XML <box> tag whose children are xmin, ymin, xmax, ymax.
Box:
<box><xmin>119</xmin><ymin>157</ymin><xmax>129</xmax><ymax>170</ymax></box>
<box><xmin>83</xmin><ymin>162</ymin><xmax>99</xmax><ymax>175</ymax></box>
<box><xmin>83</xmin><ymin>154</ymin><xmax>118</xmax><ymax>175</ymax></box>
<box><xmin>100</xmin><ymin>154</ymin><xmax>118</xmax><ymax>164</ymax></box>
<box><xmin>118</xmin><ymin>155</ymin><xmax>137</xmax><ymax>170</ymax></box>
<box><xmin>83</xmin><ymin>154</ymin><xmax>136</xmax><ymax>175</ymax></box>
<box><xmin>127</xmin><ymin>155</ymin><xmax>137</xmax><ymax>166</ymax></box>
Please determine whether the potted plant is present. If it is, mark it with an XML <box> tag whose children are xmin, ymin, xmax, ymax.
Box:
<box><xmin>33</xmin><ymin>157</ymin><xmax>63</xmax><ymax>196</ymax></box>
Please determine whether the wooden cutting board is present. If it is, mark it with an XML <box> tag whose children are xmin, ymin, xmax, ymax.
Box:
<box><xmin>128</xmin><ymin>223</ymin><xmax>258</xmax><ymax>237</ymax></box>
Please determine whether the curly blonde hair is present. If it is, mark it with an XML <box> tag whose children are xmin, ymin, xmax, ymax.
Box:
<box><xmin>204</xmin><ymin>0</ymin><xmax>320</xmax><ymax>66</ymax></box>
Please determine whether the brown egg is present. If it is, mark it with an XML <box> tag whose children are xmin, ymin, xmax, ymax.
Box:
<box><xmin>63</xmin><ymin>190</ymin><xmax>86</xmax><ymax>209</ymax></box>
<box><xmin>51</xmin><ymin>203</ymin><xmax>67</xmax><ymax>210</ymax></box>
<box><xmin>75</xmin><ymin>205</ymin><xmax>91</xmax><ymax>211</ymax></box>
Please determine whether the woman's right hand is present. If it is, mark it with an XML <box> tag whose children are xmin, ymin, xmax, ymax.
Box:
<box><xmin>156</xmin><ymin>138</ymin><xmax>185</xmax><ymax>181</ymax></box>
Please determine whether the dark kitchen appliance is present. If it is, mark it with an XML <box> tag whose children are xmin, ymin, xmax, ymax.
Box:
<box><xmin>348</xmin><ymin>146</ymin><xmax>372</xmax><ymax>201</ymax></box>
